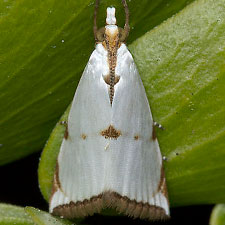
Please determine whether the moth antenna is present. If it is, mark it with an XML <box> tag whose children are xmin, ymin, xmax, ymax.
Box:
<box><xmin>122</xmin><ymin>0</ymin><xmax>130</xmax><ymax>39</ymax></box>
<box><xmin>93</xmin><ymin>0</ymin><xmax>100</xmax><ymax>41</ymax></box>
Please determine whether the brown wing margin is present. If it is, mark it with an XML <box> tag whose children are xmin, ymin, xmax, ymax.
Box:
<box><xmin>157</xmin><ymin>166</ymin><xmax>169</xmax><ymax>200</ymax></box>
<box><xmin>52</xmin><ymin>191</ymin><xmax>169</xmax><ymax>220</ymax></box>
<box><xmin>49</xmin><ymin>160</ymin><xmax>66</xmax><ymax>204</ymax></box>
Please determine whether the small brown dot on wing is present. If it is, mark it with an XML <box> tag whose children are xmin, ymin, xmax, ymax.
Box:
<box><xmin>81</xmin><ymin>134</ymin><xmax>87</xmax><ymax>140</ymax></box>
<box><xmin>134</xmin><ymin>135</ymin><xmax>139</xmax><ymax>140</ymax></box>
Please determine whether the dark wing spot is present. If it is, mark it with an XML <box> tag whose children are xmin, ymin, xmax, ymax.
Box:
<box><xmin>81</xmin><ymin>134</ymin><xmax>87</xmax><ymax>140</ymax></box>
<box><xmin>134</xmin><ymin>135</ymin><xmax>139</xmax><ymax>140</ymax></box>
<box><xmin>101</xmin><ymin>125</ymin><xmax>121</xmax><ymax>139</ymax></box>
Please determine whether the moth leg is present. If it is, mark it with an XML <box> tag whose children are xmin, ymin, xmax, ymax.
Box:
<box><xmin>153</xmin><ymin>121</ymin><xmax>165</xmax><ymax>130</ymax></box>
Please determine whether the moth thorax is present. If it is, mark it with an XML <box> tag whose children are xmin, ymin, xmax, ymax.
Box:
<box><xmin>105</xmin><ymin>25</ymin><xmax>119</xmax><ymax>44</ymax></box>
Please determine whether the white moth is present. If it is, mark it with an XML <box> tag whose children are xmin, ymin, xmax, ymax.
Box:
<box><xmin>49</xmin><ymin>1</ymin><xmax>169</xmax><ymax>220</ymax></box>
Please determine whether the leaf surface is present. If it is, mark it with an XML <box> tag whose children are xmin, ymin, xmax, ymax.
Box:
<box><xmin>0</xmin><ymin>204</ymin><xmax>33</xmax><ymax>225</ymax></box>
<box><xmin>25</xmin><ymin>207</ymin><xmax>77</xmax><ymax>225</ymax></box>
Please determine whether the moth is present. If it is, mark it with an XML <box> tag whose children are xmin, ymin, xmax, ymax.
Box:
<box><xmin>49</xmin><ymin>0</ymin><xmax>169</xmax><ymax>220</ymax></box>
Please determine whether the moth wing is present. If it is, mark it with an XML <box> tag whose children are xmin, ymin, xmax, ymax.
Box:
<box><xmin>49</xmin><ymin>44</ymin><xmax>111</xmax><ymax>218</ymax></box>
<box><xmin>108</xmin><ymin>44</ymin><xmax>169</xmax><ymax>219</ymax></box>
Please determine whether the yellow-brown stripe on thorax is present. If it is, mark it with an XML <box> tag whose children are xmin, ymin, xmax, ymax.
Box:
<box><xmin>103</xmin><ymin>27</ymin><xmax>120</xmax><ymax>105</ymax></box>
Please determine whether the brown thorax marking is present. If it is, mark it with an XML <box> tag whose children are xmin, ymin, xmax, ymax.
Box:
<box><xmin>101</xmin><ymin>125</ymin><xmax>121</xmax><ymax>139</ymax></box>
<box><xmin>103</xmin><ymin>28</ymin><xmax>120</xmax><ymax>105</ymax></box>
<box><xmin>103</xmin><ymin>74</ymin><xmax>120</xmax><ymax>86</ymax></box>
<box><xmin>94</xmin><ymin>2</ymin><xmax>130</xmax><ymax>105</ymax></box>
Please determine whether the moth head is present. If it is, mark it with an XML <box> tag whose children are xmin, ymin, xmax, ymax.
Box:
<box><xmin>96</xmin><ymin>7</ymin><xmax>127</xmax><ymax>43</ymax></box>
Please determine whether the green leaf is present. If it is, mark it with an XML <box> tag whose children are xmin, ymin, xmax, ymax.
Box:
<box><xmin>0</xmin><ymin>203</ymin><xmax>33</xmax><ymax>225</ymax></box>
<box><xmin>210</xmin><ymin>204</ymin><xmax>225</xmax><ymax>225</ymax></box>
<box><xmin>0</xmin><ymin>0</ymin><xmax>194</xmax><ymax>165</ymax></box>
<box><xmin>38</xmin><ymin>104</ymin><xmax>71</xmax><ymax>201</ymax></box>
<box><xmin>25</xmin><ymin>207</ymin><xmax>77</xmax><ymax>225</ymax></box>
<box><xmin>39</xmin><ymin>0</ymin><xmax>225</xmax><ymax>208</ymax></box>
